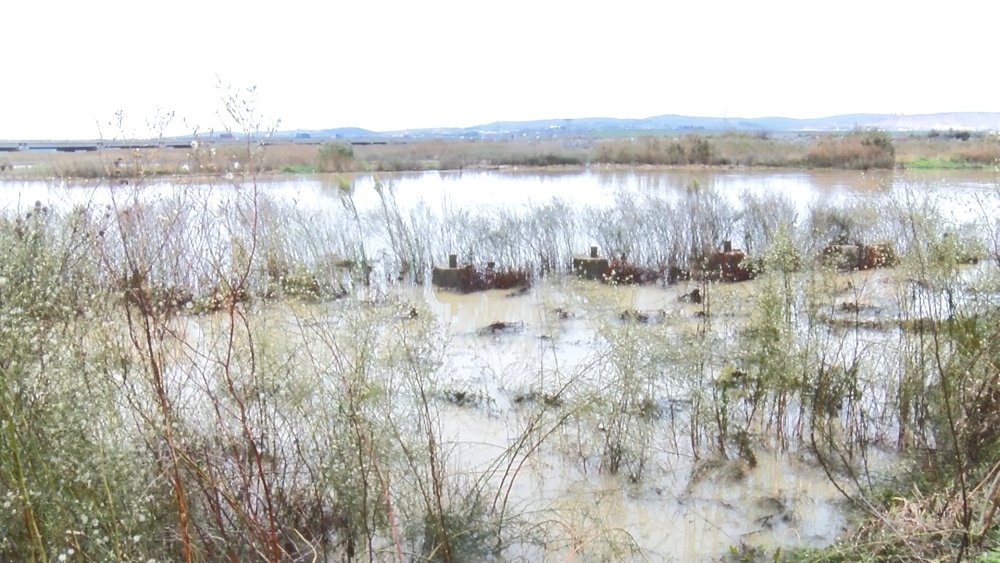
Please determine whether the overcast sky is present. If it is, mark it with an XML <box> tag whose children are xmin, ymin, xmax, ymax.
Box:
<box><xmin>4</xmin><ymin>1</ymin><xmax>998</xmax><ymax>139</ymax></box>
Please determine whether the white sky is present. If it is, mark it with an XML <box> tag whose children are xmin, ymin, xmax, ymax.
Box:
<box><xmin>3</xmin><ymin>1</ymin><xmax>998</xmax><ymax>139</ymax></box>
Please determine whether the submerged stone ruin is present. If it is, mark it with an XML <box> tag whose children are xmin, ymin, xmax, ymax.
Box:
<box><xmin>572</xmin><ymin>246</ymin><xmax>610</xmax><ymax>280</ymax></box>
<box><xmin>701</xmin><ymin>240</ymin><xmax>755</xmax><ymax>282</ymax></box>
<box><xmin>572</xmin><ymin>246</ymin><xmax>663</xmax><ymax>284</ymax></box>
<box><xmin>571</xmin><ymin>242</ymin><xmax>757</xmax><ymax>285</ymax></box>
<box><xmin>821</xmin><ymin>242</ymin><xmax>896</xmax><ymax>271</ymax></box>
<box><xmin>432</xmin><ymin>254</ymin><xmax>531</xmax><ymax>293</ymax></box>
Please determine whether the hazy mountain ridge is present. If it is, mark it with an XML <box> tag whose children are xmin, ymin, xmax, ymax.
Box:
<box><xmin>288</xmin><ymin>112</ymin><xmax>1000</xmax><ymax>140</ymax></box>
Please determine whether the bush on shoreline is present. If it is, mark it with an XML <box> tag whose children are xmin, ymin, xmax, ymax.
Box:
<box><xmin>805</xmin><ymin>129</ymin><xmax>896</xmax><ymax>170</ymax></box>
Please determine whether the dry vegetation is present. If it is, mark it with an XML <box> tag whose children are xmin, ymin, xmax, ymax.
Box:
<box><xmin>3</xmin><ymin>130</ymin><xmax>998</xmax><ymax>180</ymax></box>
<box><xmin>895</xmin><ymin>134</ymin><xmax>1000</xmax><ymax>168</ymax></box>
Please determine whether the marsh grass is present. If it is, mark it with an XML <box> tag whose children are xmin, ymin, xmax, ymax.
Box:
<box><xmin>805</xmin><ymin>130</ymin><xmax>896</xmax><ymax>170</ymax></box>
<box><xmin>897</xmin><ymin>135</ymin><xmax>1000</xmax><ymax>169</ymax></box>
<box><xmin>354</xmin><ymin>139</ymin><xmax>586</xmax><ymax>171</ymax></box>
<box><xmin>14</xmin><ymin>130</ymin><xmax>998</xmax><ymax>181</ymax></box>
<box><xmin>593</xmin><ymin>134</ymin><xmax>724</xmax><ymax>166</ymax></box>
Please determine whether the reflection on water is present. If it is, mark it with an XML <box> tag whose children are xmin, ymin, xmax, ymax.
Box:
<box><xmin>2</xmin><ymin>168</ymin><xmax>997</xmax><ymax>217</ymax></box>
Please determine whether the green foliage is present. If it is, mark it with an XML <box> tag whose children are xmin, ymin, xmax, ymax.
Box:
<box><xmin>729</xmin><ymin>270</ymin><xmax>800</xmax><ymax>443</ymax></box>
<box><xmin>907</xmin><ymin>156</ymin><xmax>988</xmax><ymax>169</ymax></box>
<box><xmin>280</xmin><ymin>163</ymin><xmax>316</xmax><ymax>173</ymax></box>
<box><xmin>498</xmin><ymin>152</ymin><xmax>584</xmax><ymax>166</ymax></box>
<box><xmin>594</xmin><ymin>313</ymin><xmax>663</xmax><ymax>479</ymax></box>
<box><xmin>0</xmin><ymin>203</ymin><xmax>169</xmax><ymax>561</ymax></box>
<box><xmin>979</xmin><ymin>546</ymin><xmax>1000</xmax><ymax>562</ymax></box>
<box><xmin>317</xmin><ymin>141</ymin><xmax>355</xmax><ymax>172</ymax></box>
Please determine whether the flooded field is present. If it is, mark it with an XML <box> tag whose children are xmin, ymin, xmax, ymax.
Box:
<box><xmin>3</xmin><ymin>167</ymin><xmax>999</xmax><ymax>213</ymax></box>
<box><xmin>1</xmin><ymin>167</ymin><xmax>998</xmax><ymax>561</ymax></box>
<box><xmin>417</xmin><ymin>277</ymin><xmax>878</xmax><ymax>559</ymax></box>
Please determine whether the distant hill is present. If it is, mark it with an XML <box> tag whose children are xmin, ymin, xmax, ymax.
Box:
<box><xmin>461</xmin><ymin>112</ymin><xmax>1000</xmax><ymax>135</ymax></box>
<box><xmin>6</xmin><ymin>113</ymin><xmax>998</xmax><ymax>146</ymax></box>
<box><xmin>271</xmin><ymin>127</ymin><xmax>377</xmax><ymax>140</ymax></box>
<box><xmin>295</xmin><ymin>112</ymin><xmax>1000</xmax><ymax>142</ymax></box>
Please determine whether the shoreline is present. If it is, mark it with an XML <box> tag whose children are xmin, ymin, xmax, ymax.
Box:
<box><xmin>0</xmin><ymin>133</ymin><xmax>996</xmax><ymax>181</ymax></box>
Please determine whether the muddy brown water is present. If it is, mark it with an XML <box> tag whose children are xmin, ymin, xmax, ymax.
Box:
<box><xmin>156</xmin><ymin>271</ymin><xmax>909</xmax><ymax>559</ymax></box>
<box><xmin>427</xmin><ymin>268</ymin><xmax>935</xmax><ymax>552</ymax></box>
<box><xmin>424</xmin><ymin>278</ymin><xmax>863</xmax><ymax>560</ymax></box>
<box><xmin>5</xmin><ymin>168</ymin><xmax>995</xmax><ymax>559</ymax></box>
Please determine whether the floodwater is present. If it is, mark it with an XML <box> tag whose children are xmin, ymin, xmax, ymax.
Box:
<box><xmin>417</xmin><ymin>266</ymin><xmax>935</xmax><ymax>559</ymax></box>
<box><xmin>423</xmin><ymin>277</ymin><xmax>861</xmax><ymax>560</ymax></box>
<box><xmin>4</xmin><ymin>167</ymin><xmax>995</xmax><ymax>559</ymax></box>
<box><xmin>158</xmin><ymin>269</ymin><xmax>912</xmax><ymax>559</ymax></box>
<box><xmin>2</xmin><ymin>167</ymin><xmax>998</xmax><ymax>218</ymax></box>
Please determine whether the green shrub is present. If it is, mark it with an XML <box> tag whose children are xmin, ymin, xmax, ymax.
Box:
<box><xmin>317</xmin><ymin>142</ymin><xmax>355</xmax><ymax>172</ymax></box>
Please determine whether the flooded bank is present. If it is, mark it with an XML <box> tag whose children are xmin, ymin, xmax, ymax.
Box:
<box><xmin>1</xmin><ymin>168</ymin><xmax>997</xmax><ymax>560</ymax></box>
<box><xmin>144</xmin><ymin>266</ymin><xmax>928</xmax><ymax>559</ymax></box>
<box><xmin>417</xmin><ymin>273</ymin><xmax>909</xmax><ymax>558</ymax></box>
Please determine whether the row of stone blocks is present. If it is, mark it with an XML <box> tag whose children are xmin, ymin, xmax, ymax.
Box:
<box><xmin>431</xmin><ymin>239</ymin><xmax>898</xmax><ymax>291</ymax></box>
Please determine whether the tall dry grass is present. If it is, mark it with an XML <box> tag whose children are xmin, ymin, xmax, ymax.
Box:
<box><xmin>896</xmin><ymin>134</ymin><xmax>1000</xmax><ymax>167</ymax></box>
<box><xmin>0</xmin><ymin>132</ymin><xmax>872</xmax><ymax>181</ymax></box>
<box><xmin>804</xmin><ymin>130</ymin><xmax>896</xmax><ymax>170</ymax></box>
<box><xmin>8</xmin><ymin>131</ymin><xmax>1000</xmax><ymax>179</ymax></box>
